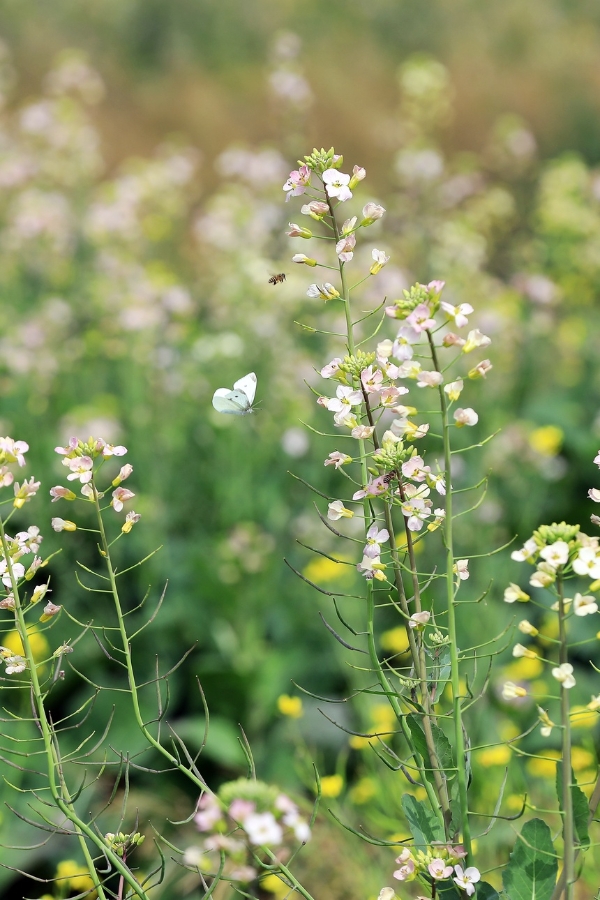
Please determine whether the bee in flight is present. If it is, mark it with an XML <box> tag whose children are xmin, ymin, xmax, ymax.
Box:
<box><xmin>268</xmin><ymin>273</ymin><xmax>286</xmax><ymax>285</ymax></box>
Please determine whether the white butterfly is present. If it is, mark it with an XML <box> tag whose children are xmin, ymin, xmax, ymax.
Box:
<box><xmin>212</xmin><ymin>372</ymin><xmax>257</xmax><ymax>415</ymax></box>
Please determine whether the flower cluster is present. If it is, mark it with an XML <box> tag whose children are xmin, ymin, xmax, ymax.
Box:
<box><xmin>185</xmin><ymin>779</ymin><xmax>310</xmax><ymax>884</ymax></box>
<box><xmin>50</xmin><ymin>436</ymin><xmax>140</xmax><ymax>531</ymax></box>
<box><xmin>392</xmin><ymin>844</ymin><xmax>480</xmax><ymax>896</ymax></box>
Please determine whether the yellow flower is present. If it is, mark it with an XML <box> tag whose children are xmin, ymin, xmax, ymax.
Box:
<box><xmin>349</xmin><ymin>735</ymin><xmax>371</xmax><ymax>750</ymax></box>
<box><xmin>499</xmin><ymin>721</ymin><xmax>520</xmax><ymax>741</ymax></box>
<box><xmin>380</xmin><ymin>627</ymin><xmax>410</xmax><ymax>654</ymax></box>
<box><xmin>3</xmin><ymin>627</ymin><xmax>49</xmax><ymax>661</ymax></box>
<box><xmin>526</xmin><ymin>750</ymin><xmax>561</xmax><ymax>778</ymax></box>
<box><xmin>528</xmin><ymin>425</ymin><xmax>563</xmax><ymax>457</ymax></box>
<box><xmin>320</xmin><ymin>774</ymin><xmax>344</xmax><ymax>798</ymax></box>
<box><xmin>506</xmin><ymin>794</ymin><xmax>525</xmax><ymax>812</ymax></box>
<box><xmin>56</xmin><ymin>860</ymin><xmax>97</xmax><ymax>895</ymax></box>
<box><xmin>476</xmin><ymin>745</ymin><xmax>511</xmax><ymax>767</ymax></box>
<box><xmin>570</xmin><ymin>706</ymin><xmax>598</xmax><ymax>729</ymax></box>
<box><xmin>371</xmin><ymin>703</ymin><xmax>396</xmax><ymax>732</ymax></box>
<box><xmin>303</xmin><ymin>555</ymin><xmax>353</xmax><ymax>585</ymax></box>
<box><xmin>261</xmin><ymin>875</ymin><xmax>295</xmax><ymax>897</ymax></box>
<box><xmin>277</xmin><ymin>695</ymin><xmax>303</xmax><ymax>718</ymax></box>
<box><xmin>349</xmin><ymin>777</ymin><xmax>377</xmax><ymax>804</ymax></box>
<box><xmin>571</xmin><ymin>747</ymin><xmax>595</xmax><ymax>773</ymax></box>
<box><xmin>503</xmin><ymin>656</ymin><xmax>544</xmax><ymax>680</ymax></box>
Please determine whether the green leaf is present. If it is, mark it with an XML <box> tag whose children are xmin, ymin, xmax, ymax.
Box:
<box><xmin>477</xmin><ymin>884</ymin><xmax>500</xmax><ymax>899</ymax></box>
<box><xmin>406</xmin><ymin>713</ymin><xmax>455</xmax><ymax>785</ymax></box>
<box><xmin>427</xmin><ymin>643</ymin><xmax>452</xmax><ymax>701</ymax></box>
<box><xmin>556</xmin><ymin>762</ymin><xmax>590</xmax><ymax>848</ymax></box>
<box><xmin>502</xmin><ymin>818</ymin><xmax>557</xmax><ymax>900</ymax></box>
<box><xmin>436</xmin><ymin>881</ymin><xmax>462</xmax><ymax>899</ymax></box>
<box><xmin>401</xmin><ymin>793</ymin><xmax>445</xmax><ymax>848</ymax></box>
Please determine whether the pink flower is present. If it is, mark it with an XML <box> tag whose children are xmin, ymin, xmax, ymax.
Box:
<box><xmin>101</xmin><ymin>443</ymin><xmax>127</xmax><ymax>458</ymax></box>
<box><xmin>112</xmin><ymin>464</ymin><xmax>133</xmax><ymax>487</ymax></box>
<box><xmin>455</xmin><ymin>559</ymin><xmax>470</xmax><ymax>580</ymax></box>
<box><xmin>322</xmin><ymin>168</ymin><xmax>352</xmax><ymax>201</ymax></box>
<box><xmin>364</xmin><ymin>523</ymin><xmax>389</xmax><ymax>558</ymax></box>
<box><xmin>194</xmin><ymin>793</ymin><xmax>223</xmax><ymax>831</ymax></box>
<box><xmin>380</xmin><ymin>386</ymin><xmax>408</xmax><ymax>406</ymax></box>
<box><xmin>229</xmin><ymin>799</ymin><xmax>256</xmax><ymax>822</ymax></box>
<box><xmin>55</xmin><ymin>437</ymin><xmax>79</xmax><ymax>456</ymax></box>
<box><xmin>393</xmin><ymin>850</ymin><xmax>415</xmax><ymax>882</ymax></box>
<box><xmin>361</xmin><ymin>202</ymin><xmax>385</xmax><ymax>224</ymax></box>
<box><xmin>50</xmin><ymin>485</ymin><xmax>77</xmax><ymax>502</ymax></box>
<box><xmin>13</xmin><ymin>477</ymin><xmax>41</xmax><ymax>508</ymax></box>
<box><xmin>111</xmin><ymin>487</ymin><xmax>135</xmax><ymax>512</ymax></box>
<box><xmin>409</xmin><ymin>610</ymin><xmax>430</xmax><ymax>629</ymax></box>
<box><xmin>335</xmin><ymin>233</ymin><xmax>356</xmax><ymax>262</ymax></box>
<box><xmin>402</xmin><ymin>456</ymin><xmax>427</xmax><ymax>482</ymax></box>
<box><xmin>349</xmin><ymin>165</ymin><xmax>366</xmax><ymax>188</ymax></box>
<box><xmin>468</xmin><ymin>359</ymin><xmax>493</xmax><ymax>379</ymax></box>
<box><xmin>63</xmin><ymin>456</ymin><xmax>93</xmax><ymax>483</ymax></box>
<box><xmin>283</xmin><ymin>165</ymin><xmax>311</xmax><ymax>200</ymax></box>
<box><xmin>416</xmin><ymin>370</ymin><xmax>443</xmax><ymax>388</ymax></box>
<box><xmin>428</xmin><ymin>858</ymin><xmax>453</xmax><ymax>880</ymax></box>
<box><xmin>353</xmin><ymin>476</ymin><xmax>388</xmax><ymax>500</ymax></box>
<box><xmin>441</xmin><ymin>301</ymin><xmax>474</xmax><ymax>329</ymax></box>
<box><xmin>454</xmin><ymin>408</ymin><xmax>478</xmax><ymax>427</ymax></box>
<box><xmin>351</xmin><ymin>425</ymin><xmax>375</xmax><ymax>439</ymax></box>
<box><xmin>321</xmin><ymin>357</ymin><xmax>343</xmax><ymax>378</ymax></box>
<box><xmin>325</xmin><ymin>451</ymin><xmax>352</xmax><ymax>469</ymax></box>
<box><xmin>122</xmin><ymin>511</ymin><xmax>141</xmax><ymax>534</ymax></box>
<box><xmin>301</xmin><ymin>200</ymin><xmax>328</xmax><ymax>218</ymax></box>
<box><xmin>594</xmin><ymin>451</ymin><xmax>600</xmax><ymax>469</ymax></box>
<box><xmin>361</xmin><ymin>366</ymin><xmax>383</xmax><ymax>394</ymax></box>
<box><xmin>0</xmin><ymin>437</ymin><xmax>29</xmax><ymax>467</ymax></box>
<box><xmin>370</xmin><ymin>249</ymin><xmax>390</xmax><ymax>275</ymax></box>
<box><xmin>443</xmin><ymin>332</ymin><xmax>466</xmax><ymax>348</ymax></box>
<box><xmin>406</xmin><ymin>303</ymin><xmax>436</xmax><ymax>333</ymax></box>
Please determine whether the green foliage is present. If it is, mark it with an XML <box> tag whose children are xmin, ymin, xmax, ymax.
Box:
<box><xmin>401</xmin><ymin>793</ymin><xmax>445</xmax><ymax>847</ymax></box>
<box><xmin>556</xmin><ymin>763</ymin><xmax>591</xmax><ymax>849</ymax></box>
<box><xmin>503</xmin><ymin>819</ymin><xmax>558</xmax><ymax>900</ymax></box>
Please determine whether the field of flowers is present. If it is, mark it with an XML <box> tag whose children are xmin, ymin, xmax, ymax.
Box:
<box><xmin>1</xmin><ymin>3</ymin><xmax>600</xmax><ymax>897</ymax></box>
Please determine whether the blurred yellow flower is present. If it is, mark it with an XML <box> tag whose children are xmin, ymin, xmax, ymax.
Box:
<box><xmin>570</xmin><ymin>706</ymin><xmax>598</xmax><ymax>729</ymax></box>
<box><xmin>503</xmin><ymin>656</ymin><xmax>544</xmax><ymax>680</ymax></box>
<box><xmin>320</xmin><ymin>774</ymin><xmax>344</xmax><ymax>798</ymax></box>
<box><xmin>303</xmin><ymin>555</ymin><xmax>353</xmax><ymax>585</ymax></box>
<box><xmin>506</xmin><ymin>794</ymin><xmax>525</xmax><ymax>811</ymax></box>
<box><xmin>476</xmin><ymin>745</ymin><xmax>511</xmax><ymax>767</ymax></box>
<box><xmin>277</xmin><ymin>695</ymin><xmax>303</xmax><ymax>718</ymax></box>
<box><xmin>350</xmin><ymin>777</ymin><xmax>377</xmax><ymax>804</ymax></box>
<box><xmin>380</xmin><ymin>627</ymin><xmax>410</xmax><ymax>654</ymax></box>
<box><xmin>349</xmin><ymin>735</ymin><xmax>371</xmax><ymax>750</ymax></box>
<box><xmin>528</xmin><ymin>425</ymin><xmax>563</xmax><ymax>457</ymax></box>
<box><xmin>56</xmin><ymin>860</ymin><xmax>96</xmax><ymax>894</ymax></box>
<box><xmin>526</xmin><ymin>750</ymin><xmax>561</xmax><ymax>778</ymax></box>
<box><xmin>499</xmin><ymin>721</ymin><xmax>520</xmax><ymax>741</ymax></box>
<box><xmin>3</xmin><ymin>627</ymin><xmax>49</xmax><ymax>661</ymax></box>
<box><xmin>261</xmin><ymin>874</ymin><xmax>295</xmax><ymax>897</ymax></box>
<box><xmin>371</xmin><ymin>703</ymin><xmax>396</xmax><ymax>732</ymax></box>
<box><xmin>571</xmin><ymin>747</ymin><xmax>595</xmax><ymax>772</ymax></box>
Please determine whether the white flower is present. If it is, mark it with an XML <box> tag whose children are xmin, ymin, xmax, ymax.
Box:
<box><xmin>351</xmin><ymin>425</ymin><xmax>375</xmax><ymax>439</ymax></box>
<box><xmin>292</xmin><ymin>253</ymin><xmax>317</xmax><ymax>266</ymax></box>
<box><xmin>327</xmin><ymin>385</ymin><xmax>363</xmax><ymax>422</ymax></box>
<box><xmin>364</xmin><ymin>523</ymin><xmax>389</xmax><ymax>558</ymax></box>
<box><xmin>111</xmin><ymin>487</ymin><xmax>135</xmax><ymax>512</ymax></box>
<box><xmin>243</xmin><ymin>811</ymin><xmax>283</xmax><ymax>846</ymax></box>
<box><xmin>0</xmin><ymin>560</ymin><xmax>25</xmax><ymax>587</ymax></box>
<box><xmin>322</xmin><ymin>168</ymin><xmax>352</xmax><ymax>202</ymax></box>
<box><xmin>362</xmin><ymin>202</ymin><xmax>386</xmax><ymax>224</ymax></box>
<box><xmin>408</xmin><ymin>610</ymin><xmax>431</xmax><ymax>629</ymax></box>
<box><xmin>590</xmin><ymin>488</ymin><xmax>600</xmax><ymax>502</ymax></box>
<box><xmin>512</xmin><ymin>643</ymin><xmax>537</xmax><ymax>659</ymax></box>
<box><xmin>504</xmin><ymin>583</ymin><xmax>530</xmax><ymax>603</ymax></box>
<box><xmin>357</xmin><ymin>555</ymin><xmax>387</xmax><ymax>581</ymax></box>
<box><xmin>587</xmin><ymin>694</ymin><xmax>600</xmax><ymax>711</ymax></box>
<box><xmin>444</xmin><ymin>379</ymin><xmax>464</xmax><ymax>401</ymax></box>
<box><xmin>573</xmin><ymin>592</ymin><xmax>598</xmax><ymax>616</ymax></box>
<box><xmin>539</xmin><ymin>540</ymin><xmax>569</xmax><ymax>569</ymax></box>
<box><xmin>454</xmin><ymin>408</ymin><xmax>478</xmax><ymax>427</ymax></box>
<box><xmin>377</xmin><ymin>889</ymin><xmax>395</xmax><ymax>900</ymax></box>
<box><xmin>441</xmin><ymin>301</ymin><xmax>474</xmax><ymax>329</ymax></box>
<box><xmin>321</xmin><ymin>357</ymin><xmax>342</xmax><ymax>378</ymax></box>
<box><xmin>529</xmin><ymin>563</ymin><xmax>556</xmax><ymax>588</ymax></box>
<box><xmin>454</xmin><ymin>559</ymin><xmax>469</xmax><ymax>580</ymax></box>
<box><xmin>571</xmin><ymin>547</ymin><xmax>600</xmax><ymax>578</ymax></box>
<box><xmin>462</xmin><ymin>329</ymin><xmax>491</xmax><ymax>353</ymax></box>
<box><xmin>417</xmin><ymin>370</ymin><xmax>443</xmax><ymax>388</ymax></box>
<box><xmin>307</xmin><ymin>283</ymin><xmax>340</xmax><ymax>300</ymax></box>
<box><xmin>429</xmin><ymin>858</ymin><xmax>453</xmax><ymax>880</ymax></box>
<box><xmin>324</xmin><ymin>451</ymin><xmax>352</xmax><ymax>469</ymax></box>
<box><xmin>552</xmin><ymin>663</ymin><xmax>576</xmax><ymax>689</ymax></box>
<box><xmin>453</xmin><ymin>865</ymin><xmax>481</xmax><ymax>897</ymax></box>
<box><xmin>511</xmin><ymin>538</ymin><xmax>539</xmax><ymax>562</ymax></box>
<box><xmin>392</xmin><ymin>325</ymin><xmax>420</xmax><ymax>361</ymax></box>
<box><xmin>327</xmin><ymin>500</ymin><xmax>354</xmax><ymax>521</ymax></box>
<box><xmin>518</xmin><ymin>620</ymin><xmax>538</xmax><ymax>635</ymax></box>
<box><xmin>335</xmin><ymin>233</ymin><xmax>356</xmax><ymax>262</ymax></box>
<box><xmin>502</xmin><ymin>681</ymin><xmax>528</xmax><ymax>700</ymax></box>
<box><xmin>370</xmin><ymin>248</ymin><xmax>390</xmax><ymax>275</ymax></box>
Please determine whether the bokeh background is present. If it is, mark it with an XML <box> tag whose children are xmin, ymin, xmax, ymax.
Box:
<box><xmin>2</xmin><ymin>0</ymin><xmax>600</xmax><ymax>896</ymax></box>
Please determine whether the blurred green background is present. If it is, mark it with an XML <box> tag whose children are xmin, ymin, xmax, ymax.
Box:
<box><xmin>2</xmin><ymin>0</ymin><xmax>600</xmax><ymax>896</ymax></box>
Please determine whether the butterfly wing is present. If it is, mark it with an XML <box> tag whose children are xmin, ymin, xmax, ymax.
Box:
<box><xmin>233</xmin><ymin>372</ymin><xmax>257</xmax><ymax>405</ymax></box>
<box><xmin>212</xmin><ymin>388</ymin><xmax>252</xmax><ymax>415</ymax></box>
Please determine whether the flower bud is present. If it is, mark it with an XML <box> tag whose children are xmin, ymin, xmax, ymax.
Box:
<box><xmin>286</xmin><ymin>222</ymin><xmax>312</xmax><ymax>239</ymax></box>
<box><xmin>468</xmin><ymin>359</ymin><xmax>493</xmax><ymax>379</ymax></box>
<box><xmin>292</xmin><ymin>254</ymin><xmax>317</xmax><ymax>267</ymax></box>
<box><xmin>40</xmin><ymin>601</ymin><xmax>62</xmax><ymax>622</ymax></box>
<box><xmin>52</xmin><ymin>518</ymin><xmax>77</xmax><ymax>532</ymax></box>
<box><xmin>349</xmin><ymin>165</ymin><xmax>366</xmax><ymax>189</ymax></box>
<box><xmin>361</xmin><ymin>202</ymin><xmax>385</xmax><ymax>226</ymax></box>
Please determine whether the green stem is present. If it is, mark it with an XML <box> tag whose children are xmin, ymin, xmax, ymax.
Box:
<box><xmin>558</xmin><ymin>574</ymin><xmax>575</xmax><ymax>900</ymax></box>
<box><xmin>0</xmin><ymin>517</ymin><xmax>149</xmax><ymax>900</ymax></box>
<box><xmin>91</xmin><ymin>480</ymin><xmax>206</xmax><ymax>792</ymax></box>
<box><xmin>427</xmin><ymin>331</ymin><xmax>472</xmax><ymax>857</ymax></box>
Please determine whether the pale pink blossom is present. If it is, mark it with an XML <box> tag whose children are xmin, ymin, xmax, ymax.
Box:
<box><xmin>0</xmin><ymin>437</ymin><xmax>29</xmax><ymax>467</ymax></box>
<box><xmin>361</xmin><ymin>366</ymin><xmax>384</xmax><ymax>394</ymax></box>
<box><xmin>17</xmin><ymin>526</ymin><xmax>42</xmax><ymax>553</ymax></box>
<box><xmin>112</xmin><ymin>464</ymin><xmax>133</xmax><ymax>487</ymax></box>
<box><xmin>122</xmin><ymin>511</ymin><xmax>141</xmax><ymax>533</ymax></box>
<box><xmin>468</xmin><ymin>359</ymin><xmax>493</xmax><ymax>379</ymax></box>
<box><xmin>341</xmin><ymin>216</ymin><xmax>357</xmax><ymax>235</ymax></box>
<box><xmin>361</xmin><ymin>202</ymin><xmax>385</xmax><ymax>224</ymax></box>
<box><xmin>392</xmin><ymin>326</ymin><xmax>420</xmax><ymax>361</ymax></box>
<box><xmin>335</xmin><ymin>233</ymin><xmax>356</xmax><ymax>262</ymax></box>
<box><xmin>594</xmin><ymin>451</ymin><xmax>600</xmax><ymax>469</ymax></box>
<box><xmin>325</xmin><ymin>451</ymin><xmax>352</xmax><ymax>469</ymax></box>
<box><xmin>286</xmin><ymin>222</ymin><xmax>311</xmax><ymax>238</ymax></box>
<box><xmin>63</xmin><ymin>456</ymin><xmax>93</xmax><ymax>484</ymax></box>
<box><xmin>402</xmin><ymin>456</ymin><xmax>428</xmax><ymax>482</ymax></box>
<box><xmin>111</xmin><ymin>487</ymin><xmax>135</xmax><ymax>512</ymax></box>
<box><xmin>322</xmin><ymin>168</ymin><xmax>352</xmax><ymax>202</ymax></box>
<box><xmin>229</xmin><ymin>799</ymin><xmax>256</xmax><ymax>822</ymax></box>
<box><xmin>381</xmin><ymin>386</ymin><xmax>408</xmax><ymax>406</ymax></box>
<box><xmin>416</xmin><ymin>370</ymin><xmax>443</xmax><ymax>388</ymax></box>
<box><xmin>353</xmin><ymin>476</ymin><xmax>388</xmax><ymax>500</ymax></box>
<box><xmin>351</xmin><ymin>425</ymin><xmax>375</xmax><ymax>439</ymax></box>
<box><xmin>453</xmin><ymin>865</ymin><xmax>480</xmax><ymax>896</ymax></box>
<box><xmin>393</xmin><ymin>850</ymin><xmax>415</xmax><ymax>883</ymax></box>
<box><xmin>54</xmin><ymin>437</ymin><xmax>79</xmax><ymax>456</ymax></box>
<box><xmin>0</xmin><ymin>467</ymin><xmax>14</xmax><ymax>487</ymax></box>
<box><xmin>349</xmin><ymin>165</ymin><xmax>366</xmax><ymax>187</ymax></box>
<box><xmin>101</xmin><ymin>443</ymin><xmax>127</xmax><ymax>458</ymax></box>
<box><xmin>0</xmin><ymin>560</ymin><xmax>25</xmax><ymax>587</ymax></box>
<box><xmin>429</xmin><ymin>859</ymin><xmax>453</xmax><ymax>880</ymax></box>
<box><xmin>357</xmin><ymin>554</ymin><xmax>387</xmax><ymax>581</ymax></box>
<box><xmin>409</xmin><ymin>610</ymin><xmax>430</xmax><ymax>628</ymax></box>
<box><xmin>406</xmin><ymin>303</ymin><xmax>436</xmax><ymax>333</ymax></box>
<box><xmin>81</xmin><ymin>484</ymin><xmax>104</xmax><ymax>500</ymax></box>
<box><xmin>454</xmin><ymin>559</ymin><xmax>470</xmax><ymax>580</ymax></box>
<box><xmin>401</xmin><ymin>490</ymin><xmax>432</xmax><ymax>531</ymax></box>
<box><xmin>589</xmin><ymin>488</ymin><xmax>600</xmax><ymax>503</ymax></box>
<box><xmin>370</xmin><ymin>249</ymin><xmax>390</xmax><ymax>275</ymax></box>
<box><xmin>443</xmin><ymin>332</ymin><xmax>466</xmax><ymax>348</ymax></box>
<box><xmin>50</xmin><ymin>485</ymin><xmax>77</xmax><ymax>502</ymax></box>
<box><xmin>52</xmin><ymin>518</ymin><xmax>77</xmax><ymax>532</ymax></box>
<box><xmin>194</xmin><ymin>793</ymin><xmax>223</xmax><ymax>831</ymax></box>
<box><xmin>13</xmin><ymin>477</ymin><xmax>41</xmax><ymax>508</ymax></box>
<box><xmin>321</xmin><ymin>358</ymin><xmax>343</xmax><ymax>379</ymax></box>
<box><xmin>454</xmin><ymin>408</ymin><xmax>478</xmax><ymax>427</ymax></box>
<box><xmin>441</xmin><ymin>301</ymin><xmax>474</xmax><ymax>329</ymax></box>
<box><xmin>301</xmin><ymin>200</ymin><xmax>329</xmax><ymax>218</ymax></box>
<box><xmin>444</xmin><ymin>379</ymin><xmax>463</xmax><ymax>401</ymax></box>
<box><xmin>283</xmin><ymin>165</ymin><xmax>311</xmax><ymax>199</ymax></box>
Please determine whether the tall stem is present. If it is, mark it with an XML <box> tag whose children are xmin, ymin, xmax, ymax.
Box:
<box><xmin>428</xmin><ymin>331</ymin><xmax>472</xmax><ymax>857</ymax></box>
<box><xmin>558</xmin><ymin>574</ymin><xmax>574</xmax><ymax>900</ymax></box>
<box><xmin>91</xmin><ymin>482</ymin><xmax>206</xmax><ymax>792</ymax></box>
<box><xmin>0</xmin><ymin>516</ymin><xmax>149</xmax><ymax>900</ymax></box>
